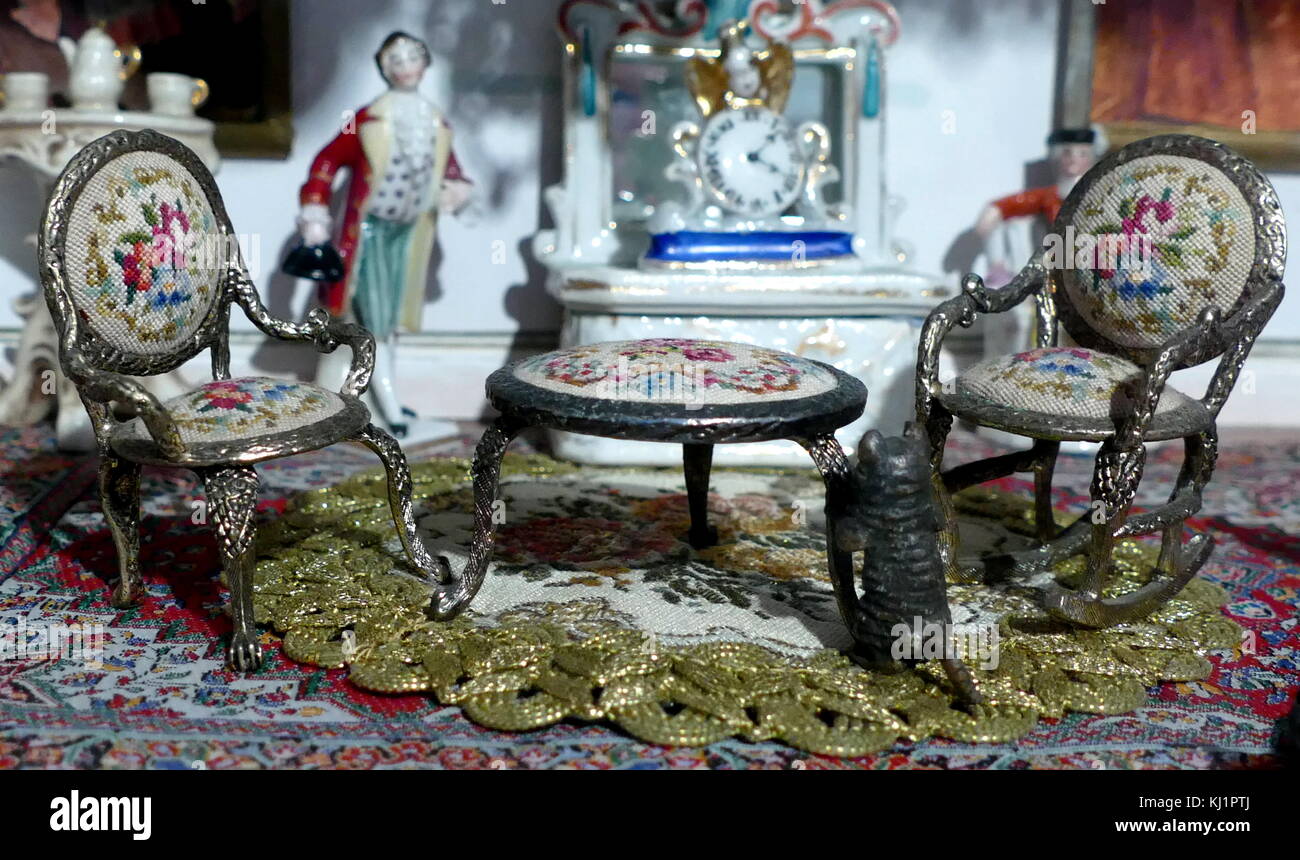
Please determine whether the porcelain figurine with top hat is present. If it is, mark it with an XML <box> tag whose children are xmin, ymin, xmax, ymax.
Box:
<box><xmin>967</xmin><ymin>126</ymin><xmax>1105</xmax><ymax>451</ymax></box>
<box><xmin>286</xmin><ymin>30</ymin><xmax>472</xmax><ymax>440</ymax></box>
<box><xmin>975</xmin><ymin>127</ymin><xmax>1101</xmax><ymax>243</ymax></box>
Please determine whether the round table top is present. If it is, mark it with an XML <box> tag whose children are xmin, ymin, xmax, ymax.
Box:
<box><xmin>487</xmin><ymin>339</ymin><xmax>867</xmax><ymax>444</ymax></box>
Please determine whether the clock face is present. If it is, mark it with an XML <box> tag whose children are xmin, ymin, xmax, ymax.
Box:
<box><xmin>698</xmin><ymin>107</ymin><xmax>804</xmax><ymax>219</ymax></box>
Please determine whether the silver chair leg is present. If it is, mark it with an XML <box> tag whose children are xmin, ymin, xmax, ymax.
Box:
<box><xmin>202</xmin><ymin>465</ymin><xmax>263</xmax><ymax>672</ymax></box>
<box><xmin>350</xmin><ymin>423</ymin><xmax>449</xmax><ymax>585</ymax></box>
<box><xmin>99</xmin><ymin>455</ymin><xmax>143</xmax><ymax>608</ymax></box>
<box><xmin>1032</xmin><ymin>439</ymin><xmax>1061</xmax><ymax>542</ymax></box>
<box><xmin>1158</xmin><ymin>429</ymin><xmax>1218</xmax><ymax>574</ymax></box>
<box><xmin>1044</xmin><ymin>440</ymin><xmax>1177</xmax><ymax>627</ymax></box>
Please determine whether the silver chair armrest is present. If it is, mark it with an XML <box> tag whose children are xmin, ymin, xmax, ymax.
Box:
<box><xmin>232</xmin><ymin>277</ymin><xmax>376</xmax><ymax>399</ymax></box>
<box><xmin>232</xmin><ymin>275</ymin><xmax>320</xmax><ymax>343</ymax></box>
<box><xmin>64</xmin><ymin>353</ymin><xmax>185</xmax><ymax>459</ymax></box>
<box><xmin>1125</xmin><ymin>279</ymin><xmax>1284</xmax><ymax>445</ymax></box>
<box><xmin>1119</xmin><ymin>308</ymin><xmax>1225</xmax><ymax>448</ymax></box>
<box><xmin>1201</xmin><ymin>279</ymin><xmax>1285</xmax><ymax>417</ymax></box>
<box><xmin>916</xmin><ymin>258</ymin><xmax>1047</xmax><ymax>422</ymax></box>
<box><xmin>304</xmin><ymin>308</ymin><xmax>376</xmax><ymax>398</ymax></box>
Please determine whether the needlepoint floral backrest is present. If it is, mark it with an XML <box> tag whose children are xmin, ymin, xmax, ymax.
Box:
<box><xmin>48</xmin><ymin>132</ymin><xmax>229</xmax><ymax>369</ymax></box>
<box><xmin>1053</xmin><ymin>135</ymin><xmax>1283</xmax><ymax>366</ymax></box>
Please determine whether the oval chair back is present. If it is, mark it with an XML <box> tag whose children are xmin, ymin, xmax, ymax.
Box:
<box><xmin>1051</xmin><ymin>133</ymin><xmax>1285</xmax><ymax>369</ymax></box>
<box><xmin>40</xmin><ymin>129</ymin><xmax>236</xmax><ymax>379</ymax></box>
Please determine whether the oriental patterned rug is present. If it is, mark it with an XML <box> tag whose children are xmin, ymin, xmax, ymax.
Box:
<box><xmin>1</xmin><ymin>424</ymin><xmax>1297</xmax><ymax>768</ymax></box>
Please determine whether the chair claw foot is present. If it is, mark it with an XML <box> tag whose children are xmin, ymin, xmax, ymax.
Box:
<box><xmin>227</xmin><ymin>631</ymin><xmax>264</xmax><ymax>672</ymax></box>
<box><xmin>110</xmin><ymin>580</ymin><xmax>144</xmax><ymax>608</ymax></box>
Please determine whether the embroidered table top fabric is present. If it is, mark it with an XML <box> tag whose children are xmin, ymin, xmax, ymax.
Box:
<box><xmin>512</xmin><ymin>339</ymin><xmax>839</xmax><ymax>405</ymax></box>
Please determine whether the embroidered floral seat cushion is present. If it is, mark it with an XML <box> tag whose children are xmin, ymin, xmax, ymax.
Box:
<box><xmin>511</xmin><ymin>339</ymin><xmax>837</xmax><ymax>405</ymax></box>
<box><xmin>1063</xmin><ymin>153</ymin><xmax>1255</xmax><ymax>350</ymax></box>
<box><xmin>112</xmin><ymin>378</ymin><xmax>366</xmax><ymax>463</ymax></box>
<box><xmin>948</xmin><ymin>347</ymin><xmax>1209</xmax><ymax>439</ymax></box>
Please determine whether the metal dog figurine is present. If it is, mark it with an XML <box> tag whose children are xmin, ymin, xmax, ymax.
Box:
<box><xmin>836</xmin><ymin>423</ymin><xmax>983</xmax><ymax>706</ymax></box>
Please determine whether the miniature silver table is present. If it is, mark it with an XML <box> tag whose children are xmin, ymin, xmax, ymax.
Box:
<box><xmin>430</xmin><ymin>339</ymin><xmax>867</xmax><ymax>630</ymax></box>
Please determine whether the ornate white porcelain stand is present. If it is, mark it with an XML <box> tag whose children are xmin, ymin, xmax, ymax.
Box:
<box><xmin>0</xmin><ymin>109</ymin><xmax>219</xmax><ymax>450</ymax></box>
<box><xmin>534</xmin><ymin>0</ymin><xmax>948</xmax><ymax>466</ymax></box>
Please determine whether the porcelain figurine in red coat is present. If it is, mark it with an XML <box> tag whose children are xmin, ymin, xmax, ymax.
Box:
<box><xmin>297</xmin><ymin>31</ymin><xmax>472</xmax><ymax>439</ymax></box>
<box><xmin>974</xmin><ymin>127</ymin><xmax>1099</xmax><ymax>245</ymax></box>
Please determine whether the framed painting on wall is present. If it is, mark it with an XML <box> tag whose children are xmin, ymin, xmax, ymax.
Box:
<box><xmin>1061</xmin><ymin>0</ymin><xmax>1300</xmax><ymax>171</ymax></box>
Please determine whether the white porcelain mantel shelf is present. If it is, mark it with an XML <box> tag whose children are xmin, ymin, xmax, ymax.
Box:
<box><xmin>553</xmin><ymin>265</ymin><xmax>950</xmax><ymax>317</ymax></box>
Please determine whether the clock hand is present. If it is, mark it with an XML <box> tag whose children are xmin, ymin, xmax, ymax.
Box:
<box><xmin>750</xmin><ymin>137</ymin><xmax>785</xmax><ymax>166</ymax></box>
<box><xmin>747</xmin><ymin>152</ymin><xmax>784</xmax><ymax>174</ymax></box>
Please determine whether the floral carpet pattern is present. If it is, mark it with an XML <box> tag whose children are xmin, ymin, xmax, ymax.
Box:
<box><xmin>0</xmin><ymin>424</ymin><xmax>1297</xmax><ymax>769</ymax></box>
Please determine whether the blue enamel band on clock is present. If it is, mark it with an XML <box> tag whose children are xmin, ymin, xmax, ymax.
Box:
<box><xmin>645</xmin><ymin>231</ymin><xmax>857</xmax><ymax>263</ymax></box>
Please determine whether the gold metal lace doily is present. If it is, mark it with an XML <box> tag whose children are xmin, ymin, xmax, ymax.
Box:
<box><xmin>248</xmin><ymin>455</ymin><xmax>1239</xmax><ymax>758</ymax></box>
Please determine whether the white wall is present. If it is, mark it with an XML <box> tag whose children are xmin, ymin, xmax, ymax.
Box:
<box><xmin>2</xmin><ymin>0</ymin><xmax>1297</xmax><ymax>419</ymax></box>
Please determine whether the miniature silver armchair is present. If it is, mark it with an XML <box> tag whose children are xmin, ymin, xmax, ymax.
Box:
<box><xmin>916</xmin><ymin>134</ymin><xmax>1285</xmax><ymax>627</ymax></box>
<box><xmin>39</xmin><ymin>129</ymin><xmax>445</xmax><ymax>671</ymax></box>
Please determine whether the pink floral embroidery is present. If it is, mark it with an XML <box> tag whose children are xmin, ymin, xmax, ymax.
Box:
<box><xmin>680</xmin><ymin>345</ymin><xmax>735</xmax><ymax>362</ymax></box>
<box><xmin>1122</xmin><ymin>194</ymin><xmax>1175</xmax><ymax>236</ymax></box>
<box><xmin>165</xmin><ymin>378</ymin><xmax>334</xmax><ymax>440</ymax></box>
<box><xmin>542</xmin><ymin>357</ymin><xmax>608</xmax><ymax>387</ymax></box>
<box><xmin>199</xmin><ymin>381</ymin><xmax>256</xmax><ymax>412</ymax></box>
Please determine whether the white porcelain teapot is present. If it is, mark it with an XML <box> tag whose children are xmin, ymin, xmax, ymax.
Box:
<box><xmin>59</xmin><ymin>26</ymin><xmax>141</xmax><ymax>111</ymax></box>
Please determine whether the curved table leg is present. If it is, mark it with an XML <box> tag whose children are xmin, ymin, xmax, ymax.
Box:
<box><xmin>796</xmin><ymin>433</ymin><xmax>861</xmax><ymax>640</ymax></box>
<box><xmin>682</xmin><ymin>443</ymin><xmax>718</xmax><ymax>549</ymax></box>
<box><xmin>350</xmin><ymin>422</ymin><xmax>450</xmax><ymax>585</ymax></box>
<box><xmin>429</xmin><ymin>416</ymin><xmax>521</xmax><ymax>621</ymax></box>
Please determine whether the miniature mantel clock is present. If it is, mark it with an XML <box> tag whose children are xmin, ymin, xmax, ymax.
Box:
<box><xmin>534</xmin><ymin>0</ymin><xmax>948</xmax><ymax>467</ymax></box>
<box><xmin>286</xmin><ymin>31</ymin><xmax>473</xmax><ymax>441</ymax></box>
<box><xmin>647</xmin><ymin>19</ymin><xmax>851</xmax><ymax>268</ymax></box>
